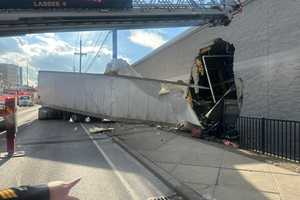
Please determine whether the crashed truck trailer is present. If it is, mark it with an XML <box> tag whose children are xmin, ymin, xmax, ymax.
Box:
<box><xmin>38</xmin><ymin>71</ymin><xmax>202</xmax><ymax>125</ymax></box>
<box><xmin>38</xmin><ymin>40</ymin><xmax>240</xmax><ymax>135</ymax></box>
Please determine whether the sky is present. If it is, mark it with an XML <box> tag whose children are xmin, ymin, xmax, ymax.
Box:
<box><xmin>0</xmin><ymin>28</ymin><xmax>189</xmax><ymax>87</ymax></box>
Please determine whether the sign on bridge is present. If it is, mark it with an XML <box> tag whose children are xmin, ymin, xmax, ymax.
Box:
<box><xmin>0</xmin><ymin>0</ymin><xmax>132</xmax><ymax>9</ymax></box>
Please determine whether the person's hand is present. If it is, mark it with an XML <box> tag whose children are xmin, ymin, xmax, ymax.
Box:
<box><xmin>48</xmin><ymin>178</ymin><xmax>81</xmax><ymax>200</ymax></box>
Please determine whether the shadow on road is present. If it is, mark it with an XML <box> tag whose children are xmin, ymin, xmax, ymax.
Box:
<box><xmin>15</xmin><ymin>120</ymin><xmax>113</xmax><ymax>170</ymax></box>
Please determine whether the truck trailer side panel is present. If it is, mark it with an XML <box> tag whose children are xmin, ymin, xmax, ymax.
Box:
<box><xmin>38</xmin><ymin>71</ymin><xmax>200</xmax><ymax>125</ymax></box>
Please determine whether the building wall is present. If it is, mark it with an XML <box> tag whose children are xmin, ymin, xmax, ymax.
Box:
<box><xmin>0</xmin><ymin>63</ymin><xmax>22</xmax><ymax>88</ymax></box>
<box><xmin>18</xmin><ymin>67</ymin><xmax>23</xmax><ymax>86</ymax></box>
<box><xmin>132</xmin><ymin>0</ymin><xmax>300</xmax><ymax>121</ymax></box>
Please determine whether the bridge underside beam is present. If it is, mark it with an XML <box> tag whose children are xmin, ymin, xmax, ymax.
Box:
<box><xmin>0</xmin><ymin>9</ymin><xmax>227</xmax><ymax>36</ymax></box>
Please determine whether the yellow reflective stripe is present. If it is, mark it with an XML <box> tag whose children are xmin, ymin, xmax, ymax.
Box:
<box><xmin>6</xmin><ymin>189</ymin><xmax>17</xmax><ymax>198</ymax></box>
<box><xmin>0</xmin><ymin>190</ymin><xmax>9</xmax><ymax>199</ymax></box>
<box><xmin>0</xmin><ymin>189</ymin><xmax>17</xmax><ymax>199</ymax></box>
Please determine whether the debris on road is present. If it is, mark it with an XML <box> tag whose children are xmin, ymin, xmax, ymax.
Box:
<box><xmin>191</xmin><ymin>127</ymin><xmax>202</xmax><ymax>138</ymax></box>
<box><xmin>223</xmin><ymin>139</ymin><xmax>239</xmax><ymax>148</ymax></box>
<box><xmin>89</xmin><ymin>127</ymin><xmax>114</xmax><ymax>134</ymax></box>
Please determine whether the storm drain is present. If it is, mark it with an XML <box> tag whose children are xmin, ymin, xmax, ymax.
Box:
<box><xmin>147</xmin><ymin>196</ymin><xmax>169</xmax><ymax>200</ymax></box>
<box><xmin>147</xmin><ymin>194</ymin><xmax>182</xmax><ymax>200</ymax></box>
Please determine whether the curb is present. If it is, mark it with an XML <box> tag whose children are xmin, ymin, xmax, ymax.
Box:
<box><xmin>112</xmin><ymin>136</ymin><xmax>206</xmax><ymax>200</ymax></box>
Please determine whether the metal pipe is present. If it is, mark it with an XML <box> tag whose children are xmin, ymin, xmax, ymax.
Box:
<box><xmin>201</xmin><ymin>55</ymin><xmax>234</xmax><ymax>103</ymax></box>
<box><xmin>204</xmin><ymin>86</ymin><xmax>233</xmax><ymax>119</ymax></box>
<box><xmin>202</xmin><ymin>55</ymin><xmax>216</xmax><ymax>103</ymax></box>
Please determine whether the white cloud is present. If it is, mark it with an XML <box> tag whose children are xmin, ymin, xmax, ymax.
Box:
<box><xmin>0</xmin><ymin>31</ymin><xmax>132</xmax><ymax>84</ymax></box>
<box><xmin>0</xmin><ymin>52</ymin><xmax>29</xmax><ymax>67</ymax></box>
<box><xmin>86</xmin><ymin>40</ymin><xmax>93</xmax><ymax>45</ymax></box>
<box><xmin>35</xmin><ymin>35</ymin><xmax>73</xmax><ymax>55</ymax></box>
<box><xmin>129</xmin><ymin>30</ymin><xmax>166</xmax><ymax>49</ymax></box>
<box><xmin>14</xmin><ymin>34</ymin><xmax>73</xmax><ymax>58</ymax></box>
<box><xmin>98</xmin><ymin>47</ymin><xmax>112</xmax><ymax>56</ymax></box>
<box><xmin>44</xmin><ymin>33</ymin><xmax>56</xmax><ymax>38</ymax></box>
<box><xmin>80</xmin><ymin>31</ymin><xmax>94</xmax><ymax>37</ymax></box>
<box><xmin>119</xmin><ymin>55</ymin><xmax>132</xmax><ymax>64</ymax></box>
<box><xmin>82</xmin><ymin>46</ymin><xmax>98</xmax><ymax>54</ymax></box>
<box><xmin>84</xmin><ymin>45</ymin><xmax>131</xmax><ymax>63</ymax></box>
<box><xmin>83</xmin><ymin>45</ymin><xmax>112</xmax><ymax>57</ymax></box>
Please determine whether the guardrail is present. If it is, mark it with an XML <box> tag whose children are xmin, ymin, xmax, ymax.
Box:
<box><xmin>237</xmin><ymin>116</ymin><xmax>300</xmax><ymax>162</ymax></box>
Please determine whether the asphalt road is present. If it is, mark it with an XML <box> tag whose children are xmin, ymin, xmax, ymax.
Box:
<box><xmin>0</xmin><ymin>108</ymin><xmax>177</xmax><ymax>200</ymax></box>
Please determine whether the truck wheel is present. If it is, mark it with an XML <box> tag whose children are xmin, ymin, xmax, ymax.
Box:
<box><xmin>78</xmin><ymin>115</ymin><xmax>86</xmax><ymax>122</ymax></box>
<box><xmin>90</xmin><ymin>117</ymin><xmax>102</xmax><ymax>122</ymax></box>
<box><xmin>62</xmin><ymin>112</ymin><xmax>71</xmax><ymax>121</ymax></box>
<box><xmin>71</xmin><ymin>114</ymin><xmax>79</xmax><ymax>123</ymax></box>
<box><xmin>39</xmin><ymin>108</ymin><xmax>63</xmax><ymax>120</ymax></box>
<box><xmin>71</xmin><ymin>114</ymin><xmax>85</xmax><ymax>123</ymax></box>
<box><xmin>55</xmin><ymin>110</ymin><xmax>63</xmax><ymax>120</ymax></box>
<box><xmin>38</xmin><ymin>107</ymin><xmax>50</xmax><ymax>120</ymax></box>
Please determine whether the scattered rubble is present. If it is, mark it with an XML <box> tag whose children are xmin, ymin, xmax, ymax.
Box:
<box><xmin>223</xmin><ymin>139</ymin><xmax>239</xmax><ymax>148</ymax></box>
<box><xmin>89</xmin><ymin>127</ymin><xmax>114</xmax><ymax>134</ymax></box>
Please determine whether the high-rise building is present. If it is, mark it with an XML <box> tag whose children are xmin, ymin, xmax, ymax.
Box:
<box><xmin>18</xmin><ymin>67</ymin><xmax>23</xmax><ymax>86</ymax></box>
<box><xmin>0</xmin><ymin>63</ymin><xmax>23</xmax><ymax>89</ymax></box>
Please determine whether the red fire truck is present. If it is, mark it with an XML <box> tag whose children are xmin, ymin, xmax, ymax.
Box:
<box><xmin>0</xmin><ymin>95</ymin><xmax>19</xmax><ymax>157</ymax></box>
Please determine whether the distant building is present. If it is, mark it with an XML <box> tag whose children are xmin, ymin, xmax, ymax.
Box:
<box><xmin>0</xmin><ymin>63</ymin><xmax>23</xmax><ymax>89</ymax></box>
<box><xmin>18</xmin><ymin>67</ymin><xmax>23</xmax><ymax>86</ymax></box>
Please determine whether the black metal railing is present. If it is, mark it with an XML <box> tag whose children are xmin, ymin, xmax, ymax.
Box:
<box><xmin>237</xmin><ymin>117</ymin><xmax>300</xmax><ymax>162</ymax></box>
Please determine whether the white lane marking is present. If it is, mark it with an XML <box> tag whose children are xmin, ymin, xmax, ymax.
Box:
<box><xmin>80</xmin><ymin>123</ymin><xmax>140</xmax><ymax>200</ymax></box>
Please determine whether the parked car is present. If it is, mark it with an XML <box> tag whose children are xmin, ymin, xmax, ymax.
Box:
<box><xmin>19</xmin><ymin>95</ymin><xmax>34</xmax><ymax>106</ymax></box>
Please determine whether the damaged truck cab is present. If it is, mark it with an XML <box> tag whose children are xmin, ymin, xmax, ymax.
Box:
<box><xmin>187</xmin><ymin>38</ymin><xmax>241</xmax><ymax>138</ymax></box>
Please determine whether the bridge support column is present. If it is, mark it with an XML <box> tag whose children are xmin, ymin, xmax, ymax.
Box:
<box><xmin>112</xmin><ymin>29</ymin><xmax>118</xmax><ymax>59</ymax></box>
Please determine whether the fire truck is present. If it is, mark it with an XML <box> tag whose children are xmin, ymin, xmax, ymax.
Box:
<box><xmin>0</xmin><ymin>94</ymin><xmax>17</xmax><ymax>157</ymax></box>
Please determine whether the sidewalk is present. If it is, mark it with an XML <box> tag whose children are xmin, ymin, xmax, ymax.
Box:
<box><xmin>103</xmin><ymin>122</ymin><xmax>300</xmax><ymax>200</ymax></box>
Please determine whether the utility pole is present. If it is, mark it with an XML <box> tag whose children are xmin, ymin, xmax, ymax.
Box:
<box><xmin>27</xmin><ymin>62</ymin><xmax>29</xmax><ymax>86</ymax></box>
<box><xmin>74</xmin><ymin>38</ymin><xmax>87</xmax><ymax>73</ymax></box>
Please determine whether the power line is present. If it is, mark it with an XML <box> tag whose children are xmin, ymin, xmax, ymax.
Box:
<box><xmin>84</xmin><ymin>31</ymin><xmax>112</xmax><ymax>73</ymax></box>
<box><xmin>83</xmin><ymin>31</ymin><xmax>103</xmax><ymax>68</ymax></box>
